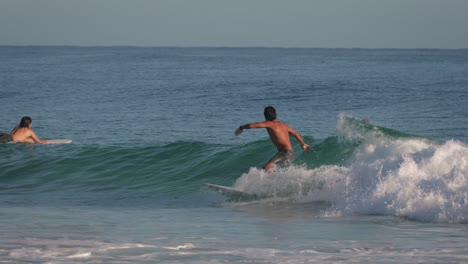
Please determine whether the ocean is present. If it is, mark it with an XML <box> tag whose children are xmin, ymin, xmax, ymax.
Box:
<box><xmin>0</xmin><ymin>46</ymin><xmax>467</xmax><ymax>263</ymax></box>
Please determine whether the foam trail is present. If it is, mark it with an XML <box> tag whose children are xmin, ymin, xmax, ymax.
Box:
<box><xmin>234</xmin><ymin>115</ymin><xmax>468</xmax><ymax>223</ymax></box>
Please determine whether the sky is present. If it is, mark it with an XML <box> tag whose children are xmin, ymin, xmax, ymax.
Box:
<box><xmin>0</xmin><ymin>0</ymin><xmax>467</xmax><ymax>49</ymax></box>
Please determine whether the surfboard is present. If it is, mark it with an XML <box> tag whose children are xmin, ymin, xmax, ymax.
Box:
<box><xmin>206</xmin><ymin>183</ymin><xmax>260</xmax><ymax>201</ymax></box>
<box><xmin>4</xmin><ymin>139</ymin><xmax>73</xmax><ymax>144</ymax></box>
<box><xmin>47</xmin><ymin>139</ymin><xmax>72</xmax><ymax>144</ymax></box>
<box><xmin>206</xmin><ymin>183</ymin><xmax>247</xmax><ymax>195</ymax></box>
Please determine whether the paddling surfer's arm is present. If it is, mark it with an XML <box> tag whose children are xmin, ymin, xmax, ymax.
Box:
<box><xmin>29</xmin><ymin>130</ymin><xmax>50</xmax><ymax>144</ymax></box>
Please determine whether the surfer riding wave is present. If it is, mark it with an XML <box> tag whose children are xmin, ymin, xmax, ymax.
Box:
<box><xmin>235</xmin><ymin>106</ymin><xmax>310</xmax><ymax>172</ymax></box>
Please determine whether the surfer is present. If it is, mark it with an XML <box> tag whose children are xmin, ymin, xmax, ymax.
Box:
<box><xmin>6</xmin><ymin>116</ymin><xmax>51</xmax><ymax>144</ymax></box>
<box><xmin>235</xmin><ymin>106</ymin><xmax>311</xmax><ymax>171</ymax></box>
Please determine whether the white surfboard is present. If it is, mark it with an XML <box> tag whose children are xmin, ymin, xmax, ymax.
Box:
<box><xmin>47</xmin><ymin>139</ymin><xmax>73</xmax><ymax>144</ymax></box>
<box><xmin>6</xmin><ymin>139</ymin><xmax>73</xmax><ymax>144</ymax></box>
<box><xmin>206</xmin><ymin>183</ymin><xmax>261</xmax><ymax>201</ymax></box>
<box><xmin>206</xmin><ymin>183</ymin><xmax>247</xmax><ymax>195</ymax></box>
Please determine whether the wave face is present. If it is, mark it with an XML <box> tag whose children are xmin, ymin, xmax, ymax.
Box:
<box><xmin>1</xmin><ymin>114</ymin><xmax>467</xmax><ymax>223</ymax></box>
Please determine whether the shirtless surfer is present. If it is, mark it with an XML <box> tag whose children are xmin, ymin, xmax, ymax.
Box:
<box><xmin>6</xmin><ymin>116</ymin><xmax>51</xmax><ymax>144</ymax></box>
<box><xmin>234</xmin><ymin>106</ymin><xmax>310</xmax><ymax>171</ymax></box>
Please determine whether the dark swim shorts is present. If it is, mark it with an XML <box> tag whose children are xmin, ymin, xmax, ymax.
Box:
<box><xmin>268</xmin><ymin>150</ymin><xmax>294</xmax><ymax>168</ymax></box>
<box><xmin>0</xmin><ymin>133</ymin><xmax>14</xmax><ymax>143</ymax></box>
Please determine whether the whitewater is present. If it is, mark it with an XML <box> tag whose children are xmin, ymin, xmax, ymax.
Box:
<box><xmin>235</xmin><ymin>115</ymin><xmax>468</xmax><ymax>223</ymax></box>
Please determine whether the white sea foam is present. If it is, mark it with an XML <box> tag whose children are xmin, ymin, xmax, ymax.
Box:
<box><xmin>5</xmin><ymin>238</ymin><xmax>160</xmax><ymax>262</ymax></box>
<box><xmin>234</xmin><ymin>115</ymin><xmax>468</xmax><ymax>223</ymax></box>
<box><xmin>4</xmin><ymin>236</ymin><xmax>466</xmax><ymax>264</ymax></box>
<box><xmin>163</xmin><ymin>243</ymin><xmax>196</xmax><ymax>250</ymax></box>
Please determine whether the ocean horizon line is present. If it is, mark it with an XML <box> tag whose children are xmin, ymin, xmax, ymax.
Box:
<box><xmin>1</xmin><ymin>45</ymin><xmax>467</xmax><ymax>51</ymax></box>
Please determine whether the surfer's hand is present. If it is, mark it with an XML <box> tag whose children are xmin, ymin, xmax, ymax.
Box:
<box><xmin>303</xmin><ymin>144</ymin><xmax>311</xmax><ymax>152</ymax></box>
<box><xmin>234</xmin><ymin>128</ymin><xmax>243</xmax><ymax>136</ymax></box>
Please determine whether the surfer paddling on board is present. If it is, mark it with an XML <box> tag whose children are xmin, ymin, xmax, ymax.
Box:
<box><xmin>6</xmin><ymin>116</ymin><xmax>51</xmax><ymax>144</ymax></box>
<box><xmin>234</xmin><ymin>106</ymin><xmax>311</xmax><ymax>172</ymax></box>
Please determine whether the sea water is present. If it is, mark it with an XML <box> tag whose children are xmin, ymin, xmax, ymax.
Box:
<box><xmin>0</xmin><ymin>47</ymin><xmax>467</xmax><ymax>263</ymax></box>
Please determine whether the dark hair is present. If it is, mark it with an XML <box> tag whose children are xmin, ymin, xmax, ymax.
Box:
<box><xmin>264</xmin><ymin>106</ymin><xmax>277</xmax><ymax>121</ymax></box>
<box><xmin>19</xmin><ymin>116</ymin><xmax>32</xmax><ymax>128</ymax></box>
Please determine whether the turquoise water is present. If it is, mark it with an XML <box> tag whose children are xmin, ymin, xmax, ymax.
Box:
<box><xmin>0</xmin><ymin>47</ymin><xmax>467</xmax><ymax>263</ymax></box>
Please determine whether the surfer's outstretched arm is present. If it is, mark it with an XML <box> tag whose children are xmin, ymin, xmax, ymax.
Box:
<box><xmin>234</xmin><ymin>121</ymin><xmax>270</xmax><ymax>136</ymax></box>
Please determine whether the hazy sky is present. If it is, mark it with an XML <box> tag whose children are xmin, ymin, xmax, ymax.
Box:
<box><xmin>1</xmin><ymin>0</ymin><xmax>467</xmax><ymax>48</ymax></box>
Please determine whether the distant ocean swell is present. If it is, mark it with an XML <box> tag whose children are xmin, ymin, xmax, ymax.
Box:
<box><xmin>1</xmin><ymin>114</ymin><xmax>467</xmax><ymax>222</ymax></box>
